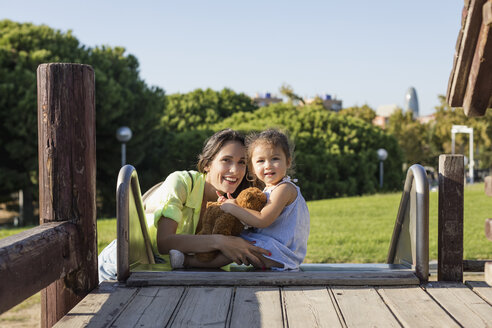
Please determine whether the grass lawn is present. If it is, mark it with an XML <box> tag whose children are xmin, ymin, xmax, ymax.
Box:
<box><xmin>306</xmin><ymin>182</ymin><xmax>492</xmax><ymax>263</ymax></box>
<box><xmin>1</xmin><ymin>182</ymin><xmax>491</xmax><ymax>263</ymax></box>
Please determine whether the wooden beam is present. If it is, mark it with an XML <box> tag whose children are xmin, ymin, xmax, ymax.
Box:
<box><xmin>486</xmin><ymin>262</ymin><xmax>492</xmax><ymax>286</ymax></box>
<box><xmin>486</xmin><ymin>218</ymin><xmax>492</xmax><ymax>241</ymax></box>
<box><xmin>37</xmin><ymin>63</ymin><xmax>97</xmax><ymax>328</ymax></box>
<box><xmin>485</xmin><ymin>176</ymin><xmax>492</xmax><ymax>196</ymax></box>
<box><xmin>447</xmin><ymin>0</ymin><xmax>486</xmax><ymax>107</ymax></box>
<box><xmin>0</xmin><ymin>222</ymin><xmax>78</xmax><ymax>313</ymax></box>
<box><xmin>462</xmin><ymin>259</ymin><xmax>487</xmax><ymax>271</ymax></box>
<box><xmin>126</xmin><ymin>270</ymin><xmax>420</xmax><ymax>287</ymax></box>
<box><xmin>438</xmin><ymin>155</ymin><xmax>464</xmax><ymax>282</ymax></box>
<box><xmin>463</xmin><ymin>0</ymin><xmax>492</xmax><ymax>116</ymax></box>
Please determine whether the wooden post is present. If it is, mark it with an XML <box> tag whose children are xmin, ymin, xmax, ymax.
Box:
<box><xmin>485</xmin><ymin>176</ymin><xmax>492</xmax><ymax>197</ymax></box>
<box><xmin>37</xmin><ymin>63</ymin><xmax>97</xmax><ymax>328</ymax></box>
<box><xmin>438</xmin><ymin>155</ymin><xmax>464</xmax><ymax>282</ymax></box>
<box><xmin>462</xmin><ymin>0</ymin><xmax>492</xmax><ymax>116</ymax></box>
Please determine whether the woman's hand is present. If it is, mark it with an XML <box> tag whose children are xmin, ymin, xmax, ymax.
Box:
<box><xmin>217</xmin><ymin>235</ymin><xmax>271</xmax><ymax>268</ymax></box>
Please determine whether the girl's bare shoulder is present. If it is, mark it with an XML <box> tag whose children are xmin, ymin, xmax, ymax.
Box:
<box><xmin>270</xmin><ymin>182</ymin><xmax>297</xmax><ymax>204</ymax></box>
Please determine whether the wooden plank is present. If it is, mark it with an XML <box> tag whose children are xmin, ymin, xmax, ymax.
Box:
<box><xmin>0</xmin><ymin>222</ymin><xmax>78</xmax><ymax>313</ymax></box>
<box><xmin>463</xmin><ymin>259</ymin><xmax>487</xmax><ymax>271</ymax></box>
<box><xmin>282</xmin><ymin>287</ymin><xmax>342</xmax><ymax>328</ymax></box>
<box><xmin>466</xmin><ymin>281</ymin><xmax>492</xmax><ymax>304</ymax></box>
<box><xmin>463</xmin><ymin>0</ymin><xmax>492</xmax><ymax>116</ymax></box>
<box><xmin>486</xmin><ymin>0</ymin><xmax>492</xmax><ymax>25</ymax></box>
<box><xmin>438</xmin><ymin>155</ymin><xmax>464</xmax><ymax>281</ymax></box>
<box><xmin>53</xmin><ymin>282</ymin><xmax>138</xmax><ymax>328</ymax></box>
<box><xmin>485</xmin><ymin>176</ymin><xmax>492</xmax><ymax>197</ymax></box>
<box><xmin>37</xmin><ymin>63</ymin><xmax>97</xmax><ymax>328</ymax></box>
<box><xmin>331</xmin><ymin>286</ymin><xmax>400</xmax><ymax>327</ymax></box>
<box><xmin>127</xmin><ymin>270</ymin><xmax>419</xmax><ymax>287</ymax></box>
<box><xmin>486</xmin><ymin>218</ymin><xmax>492</xmax><ymax>241</ymax></box>
<box><xmin>447</xmin><ymin>0</ymin><xmax>486</xmax><ymax>107</ymax></box>
<box><xmin>486</xmin><ymin>262</ymin><xmax>492</xmax><ymax>286</ymax></box>
<box><xmin>425</xmin><ymin>282</ymin><xmax>492</xmax><ymax>327</ymax></box>
<box><xmin>110</xmin><ymin>287</ymin><xmax>185</xmax><ymax>327</ymax></box>
<box><xmin>230</xmin><ymin>287</ymin><xmax>283</xmax><ymax>328</ymax></box>
<box><xmin>377</xmin><ymin>286</ymin><xmax>460</xmax><ymax>327</ymax></box>
<box><xmin>169</xmin><ymin>287</ymin><xmax>232</xmax><ymax>327</ymax></box>
<box><xmin>133</xmin><ymin>287</ymin><xmax>185</xmax><ymax>327</ymax></box>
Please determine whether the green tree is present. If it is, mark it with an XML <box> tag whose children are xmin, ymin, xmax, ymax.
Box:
<box><xmin>161</xmin><ymin>88</ymin><xmax>257</xmax><ymax>132</ymax></box>
<box><xmin>214</xmin><ymin>103</ymin><xmax>404</xmax><ymax>200</ymax></box>
<box><xmin>279</xmin><ymin>83</ymin><xmax>305</xmax><ymax>106</ymax></box>
<box><xmin>88</xmin><ymin>45</ymin><xmax>166</xmax><ymax>215</ymax></box>
<box><xmin>0</xmin><ymin>20</ymin><xmax>85</xmax><ymax>224</ymax></box>
<box><xmin>339</xmin><ymin>105</ymin><xmax>376</xmax><ymax>124</ymax></box>
<box><xmin>386</xmin><ymin>108</ymin><xmax>436</xmax><ymax>167</ymax></box>
<box><xmin>0</xmin><ymin>20</ymin><xmax>165</xmax><ymax>220</ymax></box>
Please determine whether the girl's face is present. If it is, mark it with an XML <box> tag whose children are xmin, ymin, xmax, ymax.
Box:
<box><xmin>250</xmin><ymin>142</ymin><xmax>291</xmax><ymax>188</ymax></box>
<box><xmin>205</xmin><ymin>141</ymin><xmax>247</xmax><ymax>195</ymax></box>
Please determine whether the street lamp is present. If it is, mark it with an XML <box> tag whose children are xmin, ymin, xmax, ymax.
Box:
<box><xmin>451</xmin><ymin>125</ymin><xmax>474</xmax><ymax>184</ymax></box>
<box><xmin>116</xmin><ymin>126</ymin><xmax>132</xmax><ymax>167</ymax></box>
<box><xmin>377</xmin><ymin>148</ymin><xmax>388</xmax><ymax>189</ymax></box>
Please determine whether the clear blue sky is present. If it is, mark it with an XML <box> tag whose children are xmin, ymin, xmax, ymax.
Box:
<box><xmin>1</xmin><ymin>0</ymin><xmax>463</xmax><ymax>116</ymax></box>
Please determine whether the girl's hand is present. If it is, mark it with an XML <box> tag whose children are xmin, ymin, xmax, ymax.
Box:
<box><xmin>217</xmin><ymin>235</ymin><xmax>271</xmax><ymax>268</ymax></box>
<box><xmin>216</xmin><ymin>191</ymin><xmax>235</xmax><ymax>203</ymax></box>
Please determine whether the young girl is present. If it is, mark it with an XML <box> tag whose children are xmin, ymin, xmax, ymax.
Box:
<box><xmin>220</xmin><ymin>129</ymin><xmax>310</xmax><ymax>271</ymax></box>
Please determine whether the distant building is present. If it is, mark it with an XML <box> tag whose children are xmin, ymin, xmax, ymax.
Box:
<box><xmin>252</xmin><ymin>92</ymin><xmax>283</xmax><ymax>107</ymax></box>
<box><xmin>373</xmin><ymin>104</ymin><xmax>399</xmax><ymax>128</ymax></box>
<box><xmin>404</xmin><ymin>87</ymin><xmax>419</xmax><ymax>117</ymax></box>
<box><xmin>305</xmin><ymin>94</ymin><xmax>343</xmax><ymax>112</ymax></box>
<box><xmin>373</xmin><ymin>87</ymin><xmax>422</xmax><ymax>128</ymax></box>
<box><xmin>417</xmin><ymin>113</ymin><xmax>436</xmax><ymax>124</ymax></box>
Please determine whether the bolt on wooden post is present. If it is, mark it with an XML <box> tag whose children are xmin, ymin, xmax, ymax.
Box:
<box><xmin>438</xmin><ymin>154</ymin><xmax>464</xmax><ymax>282</ymax></box>
<box><xmin>37</xmin><ymin>63</ymin><xmax>97</xmax><ymax>328</ymax></box>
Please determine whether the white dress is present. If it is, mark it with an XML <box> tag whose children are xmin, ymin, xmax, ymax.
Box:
<box><xmin>240</xmin><ymin>177</ymin><xmax>310</xmax><ymax>270</ymax></box>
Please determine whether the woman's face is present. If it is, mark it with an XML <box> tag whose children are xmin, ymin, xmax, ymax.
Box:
<box><xmin>205</xmin><ymin>141</ymin><xmax>247</xmax><ymax>195</ymax></box>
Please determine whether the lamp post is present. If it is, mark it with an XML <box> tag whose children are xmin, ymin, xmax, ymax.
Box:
<box><xmin>377</xmin><ymin>148</ymin><xmax>388</xmax><ymax>189</ymax></box>
<box><xmin>451</xmin><ymin>125</ymin><xmax>474</xmax><ymax>183</ymax></box>
<box><xmin>116</xmin><ymin>126</ymin><xmax>132</xmax><ymax>167</ymax></box>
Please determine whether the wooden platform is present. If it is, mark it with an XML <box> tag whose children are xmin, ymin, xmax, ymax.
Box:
<box><xmin>125</xmin><ymin>264</ymin><xmax>420</xmax><ymax>287</ymax></box>
<box><xmin>54</xmin><ymin>280</ymin><xmax>492</xmax><ymax>327</ymax></box>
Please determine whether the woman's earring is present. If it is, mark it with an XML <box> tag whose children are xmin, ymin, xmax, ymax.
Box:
<box><xmin>246</xmin><ymin>173</ymin><xmax>255</xmax><ymax>182</ymax></box>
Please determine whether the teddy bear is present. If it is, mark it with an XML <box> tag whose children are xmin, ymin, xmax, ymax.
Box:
<box><xmin>195</xmin><ymin>187</ymin><xmax>267</xmax><ymax>262</ymax></box>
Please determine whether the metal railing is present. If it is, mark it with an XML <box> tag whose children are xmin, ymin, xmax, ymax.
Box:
<box><xmin>117</xmin><ymin>164</ymin><xmax>430</xmax><ymax>282</ymax></box>
<box><xmin>117</xmin><ymin>165</ymin><xmax>155</xmax><ymax>282</ymax></box>
<box><xmin>387</xmin><ymin>164</ymin><xmax>429</xmax><ymax>282</ymax></box>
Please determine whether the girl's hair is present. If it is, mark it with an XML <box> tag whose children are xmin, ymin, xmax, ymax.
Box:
<box><xmin>197</xmin><ymin>129</ymin><xmax>251</xmax><ymax>196</ymax></box>
<box><xmin>246</xmin><ymin>129</ymin><xmax>295</xmax><ymax>187</ymax></box>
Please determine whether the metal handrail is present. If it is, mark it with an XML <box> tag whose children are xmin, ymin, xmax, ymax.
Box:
<box><xmin>387</xmin><ymin>164</ymin><xmax>429</xmax><ymax>282</ymax></box>
<box><xmin>117</xmin><ymin>165</ymin><xmax>155</xmax><ymax>282</ymax></box>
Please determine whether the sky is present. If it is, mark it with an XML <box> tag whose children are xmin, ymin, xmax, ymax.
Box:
<box><xmin>1</xmin><ymin>0</ymin><xmax>463</xmax><ymax>116</ymax></box>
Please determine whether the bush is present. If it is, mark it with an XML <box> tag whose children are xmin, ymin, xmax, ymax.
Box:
<box><xmin>214</xmin><ymin>103</ymin><xmax>404</xmax><ymax>200</ymax></box>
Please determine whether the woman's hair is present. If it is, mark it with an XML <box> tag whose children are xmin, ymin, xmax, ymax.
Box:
<box><xmin>197</xmin><ymin>129</ymin><xmax>245</xmax><ymax>172</ymax></box>
<box><xmin>246</xmin><ymin>128</ymin><xmax>295</xmax><ymax>187</ymax></box>
<box><xmin>197</xmin><ymin>129</ymin><xmax>251</xmax><ymax>196</ymax></box>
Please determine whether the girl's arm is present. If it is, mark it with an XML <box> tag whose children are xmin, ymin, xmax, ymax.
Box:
<box><xmin>156</xmin><ymin>217</ymin><xmax>270</xmax><ymax>266</ymax></box>
<box><xmin>221</xmin><ymin>183</ymin><xmax>297</xmax><ymax>228</ymax></box>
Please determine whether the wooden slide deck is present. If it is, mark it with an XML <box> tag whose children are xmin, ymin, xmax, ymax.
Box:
<box><xmin>54</xmin><ymin>280</ymin><xmax>492</xmax><ymax>328</ymax></box>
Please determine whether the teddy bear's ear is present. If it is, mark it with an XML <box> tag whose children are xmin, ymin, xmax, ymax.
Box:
<box><xmin>206</xmin><ymin>201</ymin><xmax>218</xmax><ymax>208</ymax></box>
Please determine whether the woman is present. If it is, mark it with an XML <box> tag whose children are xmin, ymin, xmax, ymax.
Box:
<box><xmin>99</xmin><ymin>129</ymin><xmax>269</xmax><ymax>282</ymax></box>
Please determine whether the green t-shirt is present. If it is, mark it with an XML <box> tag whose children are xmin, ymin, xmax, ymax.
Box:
<box><xmin>144</xmin><ymin>170</ymin><xmax>206</xmax><ymax>255</ymax></box>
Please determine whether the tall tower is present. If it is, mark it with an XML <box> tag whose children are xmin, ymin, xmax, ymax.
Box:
<box><xmin>404</xmin><ymin>87</ymin><xmax>419</xmax><ymax>117</ymax></box>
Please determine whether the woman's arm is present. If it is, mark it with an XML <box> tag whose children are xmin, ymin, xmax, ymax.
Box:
<box><xmin>156</xmin><ymin>217</ymin><xmax>270</xmax><ymax>266</ymax></box>
<box><xmin>220</xmin><ymin>183</ymin><xmax>297</xmax><ymax>228</ymax></box>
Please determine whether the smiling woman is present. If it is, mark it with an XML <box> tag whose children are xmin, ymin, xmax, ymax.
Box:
<box><xmin>98</xmin><ymin>129</ymin><xmax>270</xmax><ymax>282</ymax></box>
